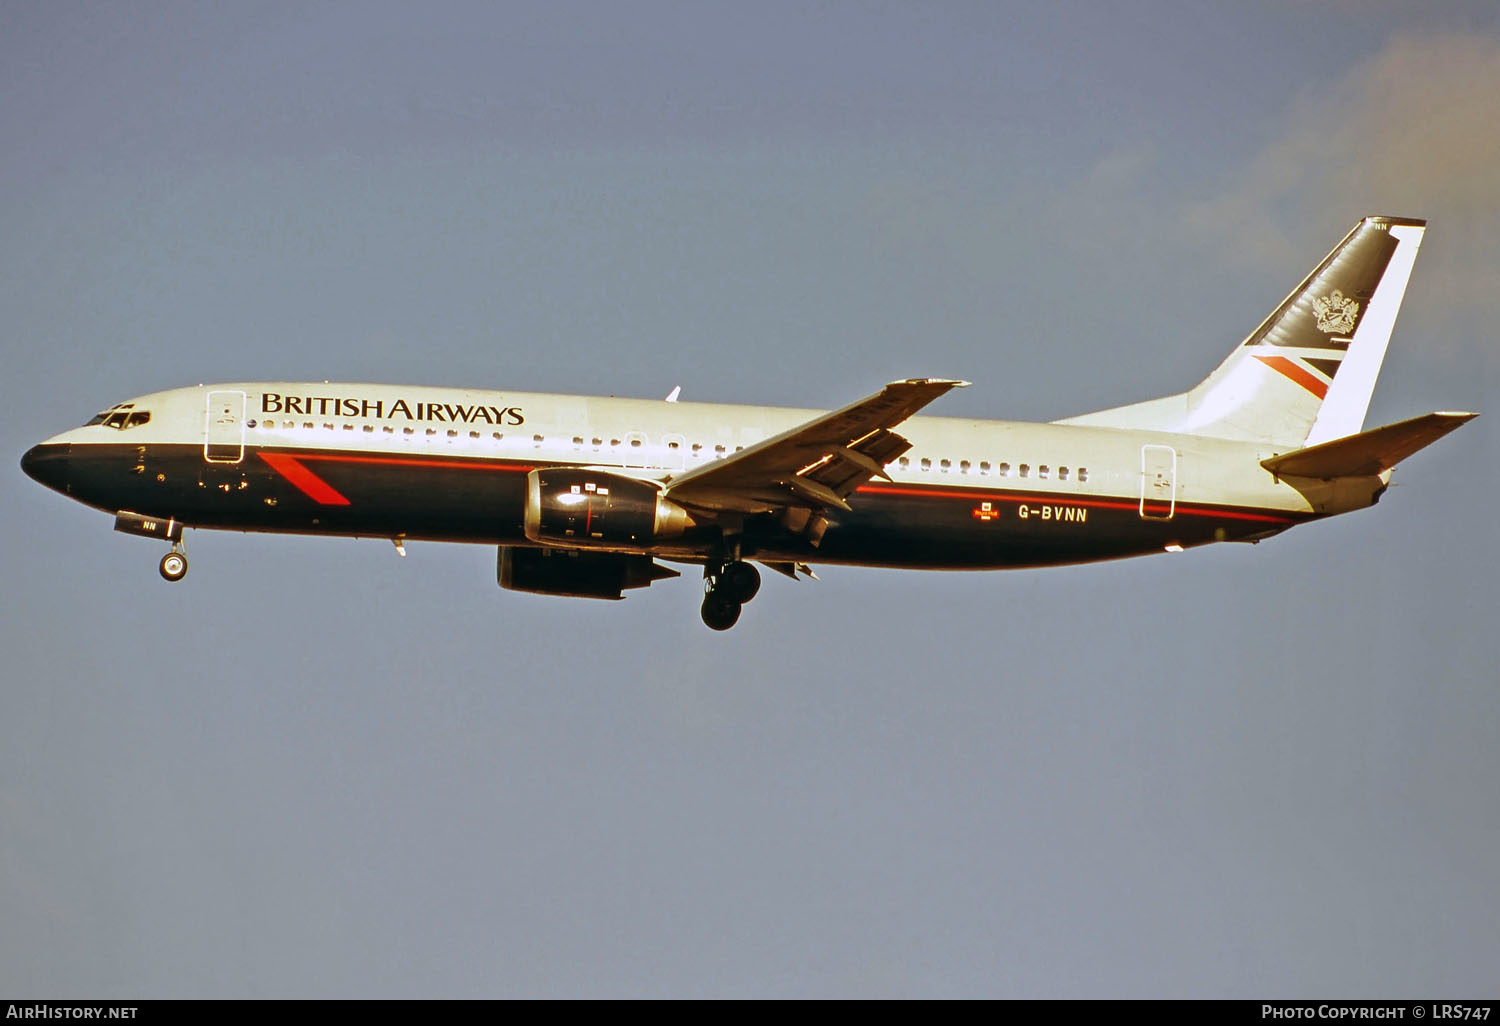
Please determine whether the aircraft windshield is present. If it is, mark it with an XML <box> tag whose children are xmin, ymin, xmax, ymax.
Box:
<box><xmin>84</xmin><ymin>404</ymin><xmax>151</xmax><ymax>430</ymax></box>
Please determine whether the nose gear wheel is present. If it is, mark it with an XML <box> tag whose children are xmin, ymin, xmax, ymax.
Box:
<box><xmin>158</xmin><ymin>540</ymin><xmax>188</xmax><ymax>582</ymax></box>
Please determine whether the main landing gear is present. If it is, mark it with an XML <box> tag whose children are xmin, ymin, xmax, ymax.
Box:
<box><xmin>158</xmin><ymin>541</ymin><xmax>188</xmax><ymax>582</ymax></box>
<box><xmin>700</xmin><ymin>560</ymin><xmax>760</xmax><ymax>631</ymax></box>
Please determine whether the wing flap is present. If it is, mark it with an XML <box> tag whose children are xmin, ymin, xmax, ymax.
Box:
<box><xmin>1261</xmin><ymin>411</ymin><xmax>1477</xmax><ymax>479</ymax></box>
<box><xmin>759</xmin><ymin>560</ymin><xmax>818</xmax><ymax>581</ymax></box>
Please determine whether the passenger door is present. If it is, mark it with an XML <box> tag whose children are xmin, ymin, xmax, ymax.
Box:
<box><xmin>204</xmin><ymin>390</ymin><xmax>246</xmax><ymax>463</ymax></box>
<box><xmin>1139</xmin><ymin>444</ymin><xmax>1176</xmax><ymax>520</ymax></box>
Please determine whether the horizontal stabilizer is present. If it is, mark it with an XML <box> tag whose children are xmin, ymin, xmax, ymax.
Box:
<box><xmin>1261</xmin><ymin>411</ymin><xmax>1477</xmax><ymax>479</ymax></box>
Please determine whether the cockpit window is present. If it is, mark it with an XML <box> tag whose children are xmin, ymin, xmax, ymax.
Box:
<box><xmin>85</xmin><ymin>403</ymin><xmax>150</xmax><ymax>430</ymax></box>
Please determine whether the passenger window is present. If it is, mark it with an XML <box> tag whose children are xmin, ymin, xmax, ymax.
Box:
<box><xmin>469</xmin><ymin>431</ymin><xmax>480</xmax><ymax>439</ymax></box>
<box><xmin>381</xmin><ymin>426</ymin><xmax>393</xmax><ymax>434</ymax></box>
<box><xmin>920</xmin><ymin>458</ymin><xmax>931</xmax><ymax>471</ymax></box>
<box><xmin>940</xmin><ymin>459</ymin><xmax>951</xmax><ymax>472</ymax></box>
<box><xmin>898</xmin><ymin>456</ymin><xmax>910</xmax><ymax>469</ymax></box>
<box><xmin>447</xmin><ymin>429</ymin><xmax>458</xmax><ymax>438</ymax></box>
<box><xmin>1059</xmin><ymin>466</ymin><xmax>1069</xmax><ymax>480</ymax></box>
<box><xmin>960</xmin><ymin>460</ymin><xmax>971</xmax><ymax>474</ymax></box>
<box><xmin>1078</xmin><ymin>467</ymin><xmax>1089</xmax><ymax>483</ymax></box>
<box><xmin>1019</xmin><ymin>464</ymin><xmax>1029</xmax><ymax>478</ymax></box>
<box><xmin>1039</xmin><ymin>465</ymin><xmax>1049</xmax><ymax>479</ymax></box>
<box><xmin>980</xmin><ymin>461</ymin><xmax>990</xmax><ymax>475</ymax></box>
<box><xmin>362</xmin><ymin>425</ymin><xmax>374</xmax><ymax>433</ymax></box>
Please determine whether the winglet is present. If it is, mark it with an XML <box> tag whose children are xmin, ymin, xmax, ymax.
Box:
<box><xmin>665</xmin><ymin>386</ymin><xmax>681</xmax><ymax>403</ymax></box>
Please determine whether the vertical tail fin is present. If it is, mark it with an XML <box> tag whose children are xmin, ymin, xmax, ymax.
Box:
<box><xmin>1057</xmin><ymin>216</ymin><xmax>1427</xmax><ymax>446</ymax></box>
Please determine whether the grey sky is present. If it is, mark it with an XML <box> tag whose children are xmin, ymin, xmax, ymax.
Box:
<box><xmin>4</xmin><ymin>1</ymin><xmax>1498</xmax><ymax>997</ymax></box>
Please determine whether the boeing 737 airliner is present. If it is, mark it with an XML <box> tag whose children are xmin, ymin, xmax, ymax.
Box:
<box><xmin>22</xmin><ymin>216</ymin><xmax>1476</xmax><ymax>628</ymax></box>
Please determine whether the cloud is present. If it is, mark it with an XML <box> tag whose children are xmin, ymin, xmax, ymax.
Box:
<box><xmin>1186</xmin><ymin>33</ymin><xmax>1500</xmax><ymax>333</ymax></box>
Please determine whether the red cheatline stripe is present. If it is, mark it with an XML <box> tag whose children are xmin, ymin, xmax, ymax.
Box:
<box><xmin>258</xmin><ymin>452</ymin><xmax>352</xmax><ymax>506</ymax></box>
<box><xmin>1254</xmin><ymin>355</ymin><xmax>1328</xmax><ymax>399</ymax></box>
<box><xmin>857</xmin><ymin>484</ymin><xmax>1296</xmax><ymax>524</ymax></box>
<box><xmin>256</xmin><ymin>447</ymin><xmax>1299</xmax><ymax>525</ymax></box>
<box><xmin>291</xmin><ymin>453</ymin><xmax>534</xmax><ymax>472</ymax></box>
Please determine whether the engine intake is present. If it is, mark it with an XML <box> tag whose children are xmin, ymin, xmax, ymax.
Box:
<box><xmin>524</xmin><ymin>469</ymin><xmax>692</xmax><ymax>548</ymax></box>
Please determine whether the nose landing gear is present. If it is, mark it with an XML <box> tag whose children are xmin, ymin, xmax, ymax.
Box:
<box><xmin>111</xmin><ymin>511</ymin><xmax>189</xmax><ymax>582</ymax></box>
<box><xmin>159</xmin><ymin>542</ymin><xmax>188</xmax><ymax>582</ymax></box>
<box><xmin>700</xmin><ymin>560</ymin><xmax>761</xmax><ymax>630</ymax></box>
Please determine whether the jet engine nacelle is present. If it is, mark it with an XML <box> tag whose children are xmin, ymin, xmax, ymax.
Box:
<box><xmin>524</xmin><ymin>469</ymin><xmax>693</xmax><ymax>548</ymax></box>
<box><xmin>498</xmin><ymin>546</ymin><xmax>678</xmax><ymax>600</ymax></box>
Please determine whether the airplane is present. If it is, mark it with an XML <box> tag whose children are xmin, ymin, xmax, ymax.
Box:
<box><xmin>21</xmin><ymin>215</ymin><xmax>1477</xmax><ymax>630</ymax></box>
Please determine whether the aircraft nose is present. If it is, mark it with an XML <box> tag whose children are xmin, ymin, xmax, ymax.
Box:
<box><xmin>21</xmin><ymin>442</ymin><xmax>72</xmax><ymax>494</ymax></box>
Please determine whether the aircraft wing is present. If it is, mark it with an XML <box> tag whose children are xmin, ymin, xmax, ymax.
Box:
<box><xmin>662</xmin><ymin>378</ymin><xmax>967</xmax><ymax>516</ymax></box>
